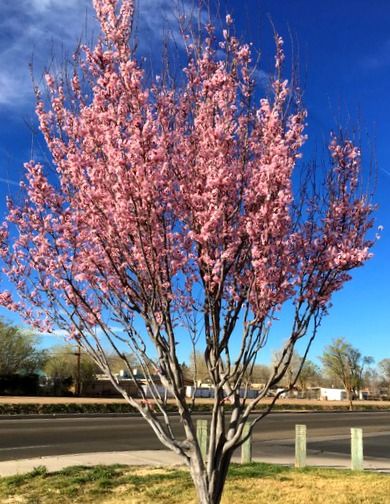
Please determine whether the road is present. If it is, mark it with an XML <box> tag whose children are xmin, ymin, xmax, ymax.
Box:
<box><xmin>0</xmin><ymin>411</ymin><xmax>389</xmax><ymax>461</ymax></box>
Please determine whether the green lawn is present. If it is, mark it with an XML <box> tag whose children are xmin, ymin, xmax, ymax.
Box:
<box><xmin>0</xmin><ymin>463</ymin><xmax>389</xmax><ymax>503</ymax></box>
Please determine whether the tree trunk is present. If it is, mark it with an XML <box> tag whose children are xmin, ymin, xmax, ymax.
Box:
<box><xmin>190</xmin><ymin>453</ymin><xmax>212</xmax><ymax>504</ymax></box>
<box><xmin>347</xmin><ymin>389</ymin><xmax>353</xmax><ymax>411</ymax></box>
<box><xmin>190</xmin><ymin>449</ymin><xmax>233</xmax><ymax>504</ymax></box>
<box><xmin>208</xmin><ymin>452</ymin><xmax>232</xmax><ymax>504</ymax></box>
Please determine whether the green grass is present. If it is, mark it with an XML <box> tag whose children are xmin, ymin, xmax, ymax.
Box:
<box><xmin>0</xmin><ymin>463</ymin><xmax>389</xmax><ymax>504</ymax></box>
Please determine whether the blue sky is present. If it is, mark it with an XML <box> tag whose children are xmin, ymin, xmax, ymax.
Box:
<box><xmin>0</xmin><ymin>0</ymin><xmax>388</xmax><ymax>366</ymax></box>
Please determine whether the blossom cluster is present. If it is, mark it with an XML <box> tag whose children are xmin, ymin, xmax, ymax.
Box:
<box><xmin>0</xmin><ymin>0</ymin><xmax>374</xmax><ymax>343</ymax></box>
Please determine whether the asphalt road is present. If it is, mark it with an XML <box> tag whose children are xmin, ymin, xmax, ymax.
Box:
<box><xmin>0</xmin><ymin>411</ymin><xmax>389</xmax><ymax>461</ymax></box>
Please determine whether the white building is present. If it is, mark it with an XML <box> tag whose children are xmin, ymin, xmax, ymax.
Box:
<box><xmin>318</xmin><ymin>387</ymin><xmax>347</xmax><ymax>401</ymax></box>
<box><xmin>185</xmin><ymin>386</ymin><xmax>258</xmax><ymax>399</ymax></box>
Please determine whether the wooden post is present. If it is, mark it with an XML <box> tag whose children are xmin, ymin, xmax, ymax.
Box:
<box><xmin>197</xmin><ymin>419</ymin><xmax>208</xmax><ymax>461</ymax></box>
<box><xmin>241</xmin><ymin>423</ymin><xmax>252</xmax><ymax>464</ymax></box>
<box><xmin>351</xmin><ymin>428</ymin><xmax>363</xmax><ymax>471</ymax></box>
<box><xmin>295</xmin><ymin>424</ymin><xmax>306</xmax><ymax>468</ymax></box>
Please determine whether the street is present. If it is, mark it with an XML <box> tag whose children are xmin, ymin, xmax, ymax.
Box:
<box><xmin>0</xmin><ymin>411</ymin><xmax>389</xmax><ymax>462</ymax></box>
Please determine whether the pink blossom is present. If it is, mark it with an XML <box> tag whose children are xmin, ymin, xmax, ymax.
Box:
<box><xmin>0</xmin><ymin>0</ymin><xmax>374</xmax><ymax>413</ymax></box>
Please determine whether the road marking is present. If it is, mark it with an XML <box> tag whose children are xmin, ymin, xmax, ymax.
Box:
<box><xmin>0</xmin><ymin>445</ymin><xmax>55</xmax><ymax>451</ymax></box>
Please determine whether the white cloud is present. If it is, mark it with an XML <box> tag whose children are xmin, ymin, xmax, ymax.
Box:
<box><xmin>28</xmin><ymin>0</ymin><xmax>80</xmax><ymax>13</ymax></box>
<box><xmin>45</xmin><ymin>328</ymin><xmax>70</xmax><ymax>338</ymax></box>
<box><xmin>380</xmin><ymin>168</ymin><xmax>390</xmax><ymax>178</ymax></box>
<box><xmin>0</xmin><ymin>0</ymin><xmax>218</xmax><ymax>112</ymax></box>
<box><xmin>252</xmin><ymin>68</ymin><xmax>272</xmax><ymax>92</ymax></box>
<box><xmin>0</xmin><ymin>71</ymin><xmax>22</xmax><ymax>105</ymax></box>
<box><xmin>42</xmin><ymin>325</ymin><xmax>125</xmax><ymax>341</ymax></box>
<box><xmin>0</xmin><ymin>176</ymin><xmax>20</xmax><ymax>187</ymax></box>
<box><xmin>0</xmin><ymin>0</ymin><xmax>202</xmax><ymax>110</ymax></box>
<box><xmin>0</xmin><ymin>0</ymin><xmax>93</xmax><ymax>108</ymax></box>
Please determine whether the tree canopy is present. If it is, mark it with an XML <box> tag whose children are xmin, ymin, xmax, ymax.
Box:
<box><xmin>0</xmin><ymin>320</ymin><xmax>46</xmax><ymax>375</ymax></box>
<box><xmin>378</xmin><ymin>358</ymin><xmax>390</xmax><ymax>382</ymax></box>
<box><xmin>320</xmin><ymin>338</ymin><xmax>373</xmax><ymax>407</ymax></box>
<box><xmin>44</xmin><ymin>345</ymin><xmax>98</xmax><ymax>395</ymax></box>
<box><xmin>0</xmin><ymin>1</ymin><xmax>375</xmax><ymax>503</ymax></box>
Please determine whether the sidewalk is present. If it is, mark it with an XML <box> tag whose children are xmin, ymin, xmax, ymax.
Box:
<box><xmin>1</xmin><ymin>449</ymin><xmax>390</xmax><ymax>477</ymax></box>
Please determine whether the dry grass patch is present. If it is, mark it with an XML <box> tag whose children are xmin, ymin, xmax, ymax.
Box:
<box><xmin>1</xmin><ymin>396</ymin><xmax>389</xmax><ymax>416</ymax></box>
<box><xmin>0</xmin><ymin>463</ymin><xmax>389</xmax><ymax>504</ymax></box>
<box><xmin>223</xmin><ymin>465</ymin><xmax>390</xmax><ymax>504</ymax></box>
<box><xmin>2</xmin><ymin>396</ymin><xmax>390</xmax><ymax>409</ymax></box>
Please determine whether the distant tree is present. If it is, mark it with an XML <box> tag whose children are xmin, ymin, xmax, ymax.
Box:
<box><xmin>297</xmin><ymin>359</ymin><xmax>321</xmax><ymax>391</ymax></box>
<box><xmin>0</xmin><ymin>320</ymin><xmax>46</xmax><ymax>375</ymax></box>
<box><xmin>187</xmin><ymin>351</ymin><xmax>211</xmax><ymax>385</ymax></box>
<box><xmin>187</xmin><ymin>353</ymin><xmax>270</xmax><ymax>388</ymax></box>
<box><xmin>378</xmin><ymin>359</ymin><xmax>390</xmax><ymax>397</ymax></box>
<box><xmin>247</xmin><ymin>364</ymin><xmax>270</xmax><ymax>385</ymax></box>
<box><xmin>320</xmin><ymin>338</ymin><xmax>373</xmax><ymax>409</ymax></box>
<box><xmin>362</xmin><ymin>367</ymin><xmax>382</xmax><ymax>398</ymax></box>
<box><xmin>272</xmin><ymin>349</ymin><xmax>319</xmax><ymax>393</ymax></box>
<box><xmin>378</xmin><ymin>358</ymin><xmax>390</xmax><ymax>382</ymax></box>
<box><xmin>44</xmin><ymin>345</ymin><xmax>98</xmax><ymax>395</ymax></box>
<box><xmin>105</xmin><ymin>353</ymin><xmax>137</xmax><ymax>375</ymax></box>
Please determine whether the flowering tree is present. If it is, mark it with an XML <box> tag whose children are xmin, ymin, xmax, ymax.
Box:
<box><xmin>0</xmin><ymin>1</ymin><xmax>374</xmax><ymax>503</ymax></box>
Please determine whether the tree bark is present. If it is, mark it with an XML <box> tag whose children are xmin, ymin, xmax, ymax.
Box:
<box><xmin>189</xmin><ymin>447</ymin><xmax>233</xmax><ymax>504</ymax></box>
<box><xmin>347</xmin><ymin>389</ymin><xmax>353</xmax><ymax>411</ymax></box>
<box><xmin>208</xmin><ymin>452</ymin><xmax>233</xmax><ymax>504</ymax></box>
<box><xmin>190</xmin><ymin>455</ymin><xmax>212</xmax><ymax>504</ymax></box>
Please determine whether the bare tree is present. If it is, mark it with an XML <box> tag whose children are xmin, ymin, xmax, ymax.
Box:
<box><xmin>272</xmin><ymin>348</ymin><xmax>320</xmax><ymax>394</ymax></box>
<box><xmin>320</xmin><ymin>338</ymin><xmax>374</xmax><ymax>409</ymax></box>
<box><xmin>378</xmin><ymin>358</ymin><xmax>390</xmax><ymax>382</ymax></box>
<box><xmin>297</xmin><ymin>359</ymin><xmax>321</xmax><ymax>392</ymax></box>
<box><xmin>378</xmin><ymin>359</ymin><xmax>390</xmax><ymax>397</ymax></box>
<box><xmin>188</xmin><ymin>351</ymin><xmax>213</xmax><ymax>386</ymax></box>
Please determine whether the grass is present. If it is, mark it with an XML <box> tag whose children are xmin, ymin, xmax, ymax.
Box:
<box><xmin>0</xmin><ymin>463</ymin><xmax>389</xmax><ymax>503</ymax></box>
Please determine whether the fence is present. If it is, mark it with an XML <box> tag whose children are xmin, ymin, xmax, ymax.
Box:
<box><xmin>196</xmin><ymin>420</ymin><xmax>365</xmax><ymax>471</ymax></box>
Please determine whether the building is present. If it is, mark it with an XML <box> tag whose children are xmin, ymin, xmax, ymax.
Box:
<box><xmin>309</xmin><ymin>387</ymin><xmax>347</xmax><ymax>401</ymax></box>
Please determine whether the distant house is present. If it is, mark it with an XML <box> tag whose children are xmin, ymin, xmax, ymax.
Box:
<box><xmin>89</xmin><ymin>368</ymin><xmax>192</xmax><ymax>398</ymax></box>
<box><xmin>309</xmin><ymin>387</ymin><xmax>347</xmax><ymax>401</ymax></box>
<box><xmin>358</xmin><ymin>389</ymin><xmax>369</xmax><ymax>400</ymax></box>
<box><xmin>185</xmin><ymin>385</ymin><xmax>259</xmax><ymax>399</ymax></box>
<box><xmin>89</xmin><ymin>370</ymin><xmax>142</xmax><ymax>397</ymax></box>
